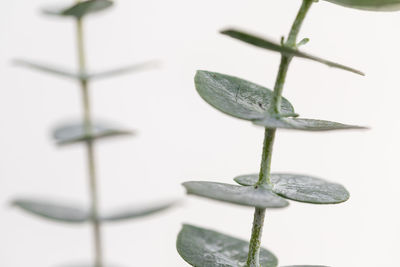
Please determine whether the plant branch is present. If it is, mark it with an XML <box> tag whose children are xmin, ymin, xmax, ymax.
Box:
<box><xmin>256</xmin><ymin>128</ymin><xmax>276</xmax><ymax>186</ymax></box>
<box><xmin>76</xmin><ymin>17</ymin><xmax>104</xmax><ymax>267</ymax></box>
<box><xmin>246</xmin><ymin>207</ymin><xmax>267</xmax><ymax>267</ymax></box>
<box><xmin>246</xmin><ymin>1</ymin><xmax>314</xmax><ymax>266</ymax></box>
<box><xmin>271</xmin><ymin>0</ymin><xmax>314</xmax><ymax>115</ymax></box>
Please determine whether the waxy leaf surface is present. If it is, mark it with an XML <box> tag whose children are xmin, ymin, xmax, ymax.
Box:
<box><xmin>53</xmin><ymin>122</ymin><xmax>133</xmax><ymax>145</ymax></box>
<box><xmin>195</xmin><ymin>70</ymin><xmax>294</xmax><ymax>120</ymax></box>
<box><xmin>15</xmin><ymin>59</ymin><xmax>156</xmax><ymax>81</ymax></box>
<box><xmin>253</xmin><ymin>116</ymin><xmax>365</xmax><ymax>131</ymax></box>
<box><xmin>183</xmin><ymin>181</ymin><xmax>289</xmax><ymax>208</ymax></box>
<box><xmin>195</xmin><ymin>71</ymin><xmax>365</xmax><ymax>131</ymax></box>
<box><xmin>324</xmin><ymin>0</ymin><xmax>400</xmax><ymax>11</ymax></box>
<box><xmin>177</xmin><ymin>224</ymin><xmax>278</xmax><ymax>267</ymax></box>
<box><xmin>12</xmin><ymin>199</ymin><xmax>88</xmax><ymax>223</ymax></box>
<box><xmin>234</xmin><ymin>174</ymin><xmax>349</xmax><ymax>204</ymax></box>
<box><xmin>221</xmin><ymin>29</ymin><xmax>364</xmax><ymax>75</ymax></box>
<box><xmin>43</xmin><ymin>0</ymin><xmax>113</xmax><ymax>18</ymax></box>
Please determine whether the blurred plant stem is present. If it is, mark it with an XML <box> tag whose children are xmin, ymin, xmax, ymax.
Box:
<box><xmin>76</xmin><ymin>14</ymin><xmax>104</xmax><ymax>267</ymax></box>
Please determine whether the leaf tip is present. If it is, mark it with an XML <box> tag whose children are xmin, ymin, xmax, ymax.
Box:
<box><xmin>219</xmin><ymin>28</ymin><xmax>232</xmax><ymax>35</ymax></box>
<box><xmin>12</xmin><ymin>59</ymin><xmax>25</xmax><ymax>66</ymax></box>
<box><xmin>181</xmin><ymin>181</ymin><xmax>190</xmax><ymax>188</ymax></box>
<box><xmin>9</xmin><ymin>199</ymin><xmax>19</xmax><ymax>207</ymax></box>
<box><xmin>356</xmin><ymin>69</ymin><xmax>366</xmax><ymax>76</ymax></box>
<box><xmin>358</xmin><ymin>125</ymin><xmax>370</xmax><ymax>130</ymax></box>
<box><xmin>194</xmin><ymin>70</ymin><xmax>207</xmax><ymax>84</ymax></box>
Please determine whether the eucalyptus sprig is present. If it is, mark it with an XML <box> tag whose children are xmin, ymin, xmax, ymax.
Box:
<box><xmin>12</xmin><ymin>1</ymin><xmax>176</xmax><ymax>266</ymax></box>
<box><xmin>176</xmin><ymin>0</ymin><xmax>400</xmax><ymax>266</ymax></box>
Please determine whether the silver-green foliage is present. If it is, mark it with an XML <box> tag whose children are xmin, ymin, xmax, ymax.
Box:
<box><xmin>324</xmin><ymin>0</ymin><xmax>400</xmax><ymax>11</ymax></box>
<box><xmin>12</xmin><ymin>1</ymin><xmax>175</xmax><ymax>266</ymax></box>
<box><xmin>175</xmin><ymin>0</ymin><xmax>383</xmax><ymax>266</ymax></box>
<box><xmin>177</xmin><ymin>224</ymin><xmax>278</xmax><ymax>267</ymax></box>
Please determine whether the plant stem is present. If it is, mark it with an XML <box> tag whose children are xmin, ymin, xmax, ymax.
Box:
<box><xmin>246</xmin><ymin>207</ymin><xmax>267</xmax><ymax>267</ymax></box>
<box><xmin>76</xmin><ymin>17</ymin><xmax>104</xmax><ymax>267</ymax></box>
<box><xmin>246</xmin><ymin>1</ymin><xmax>313</xmax><ymax>266</ymax></box>
<box><xmin>271</xmin><ymin>0</ymin><xmax>314</xmax><ymax>115</ymax></box>
<box><xmin>256</xmin><ymin>128</ymin><xmax>276</xmax><ymax>186</ymax></box>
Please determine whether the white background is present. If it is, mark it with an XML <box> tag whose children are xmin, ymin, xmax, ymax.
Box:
<box><xmin>0</xmin><ymin>0</ymin><xmax>399</xmax><ymax>266</ymax></box>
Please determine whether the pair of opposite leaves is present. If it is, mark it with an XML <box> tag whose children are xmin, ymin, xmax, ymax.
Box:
<box><xmin>178</xmin><ymin>57</ymin><xmax>358</xmax><ymax>267</ymax></box>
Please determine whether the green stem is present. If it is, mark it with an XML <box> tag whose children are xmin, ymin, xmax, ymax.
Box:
<box><xmin>286</xmin><ymin>0</ymin><xmax>314</xmax><ymax>47</ymax></box>
<box><xmin>246</xmin><ymin>207</ymin><xmax>267</xmax><ymax>267</ymax></box>
<box><xmin>271</xmin><ymin>0</ymin><xmax>314</xmax><ymax>115</ymax></box>
<box><xmin>256</xmin><ymin>128</ymin><xmax>276</xmax><ymax>186</ymax></box>
<box><xmin>76</xmin><ymin>17</ymin><xmax>104</xmax><ymax>267</ymax></box>
<box><xmin>246</xmin><ymin>1</ymin><xmax>313</xmax><ymax>266</ymax></box>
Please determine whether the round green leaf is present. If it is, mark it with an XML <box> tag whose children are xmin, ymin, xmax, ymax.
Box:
<box><xmin>220</xmin><ymin>29</ymin><xmax>364</xmax><ymax>76</ymax></box>
<box><xmin>195</xmin><ymin>71</ymin><xmax>366</xmax><ymax>131</ymax></box>
<box><xmin>43</xmin><ymin>0</ymin><xmax>113</xmax><ymax>18</ymax></box>
<box><xmin>53</xmin><ymin>122</ymin><xmax>133</xmax><ymax>145</ymax></box>
<box><xmin>324</xmin><ymin>0</ymin><xmax>400</xmax><ymax>11</ymax></box>
<box><xmin>253</xmin><ymin>116</ymin><xmax>366</xmax><ymax>131</ymax></box>
<box><xmin>12</xmin><ymin>198</ymin><xmax>88</xmax><ymax>223</ymax></box>
<box><xmin>177</xmin><ymin>224</ymin><xmax>278</xmax><ymax>267</ymax></box>
<box><xmin>272</xmin><ymin>174</ymin><xmax>349</xmax><ymax>204</ymax></box>
<box><xmin>234</xmin><ymin>174</ymin><xmax>349</xmax><ymax>204</ymax></box>
<box><xmin>195</xmin><ymin>70</ymin><xmax>295</xmax><ymax>121</ymax></box>
<box><xmin>183</xmin><ymin>181</ymin><xmax>289</xmax><ymax>208</ymax></box>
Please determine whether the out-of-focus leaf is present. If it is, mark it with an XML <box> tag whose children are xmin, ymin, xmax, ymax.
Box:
<box><xmin>53</xmin><ymin>122</ymin><xmax>133</xmax><ymax>145</ymax></box>
<box><xmin>13</xmin><ymin>198</ymin><xmax>177</xmax><ymax>224</ymax></box>
<box><xmin>182</xmin><ymin>181</ymin><xmax>289</xmax><ymax>208</ymax></box>
<box><xmin>58</xmin><ymin>263</ymin><xmax>121</xmax><ymax>267</ymax></box>
<box><xmin>220</xmin><ymin>29</ymin><xmax>364</xmax><ymax>76</ymax></box>
<box><xmin>87</xmin><ymin>60</ymin><xmax>159</xmax><ymax>80</ymax></box>
<box><xmin>195</xmin><ymin>70</ymin><xmax>295</xmax><ymax>120</ymax></box>
<box><xmin>324</xmin><ymin>0</ymin><xmax>400</xmax><ymax>11</ymax></box>
<box><xmin>12</xmin><ymin>198</ymin><xmax>88</xmax><ymax>223</ymax></box>
<box><xmin>101</xmin><ymin>200</ymin><xmax>178</xmax><ymax>222</ymax></box>
<box><xmin>15</xmin><ymin>59</ymin><xmax>157</xmax><ymax>81</ymax></box>
<box><xmin>43</xmin><ymin>0</ymin><xmax>113</xmax><ymax>18</ymax></box>
<box><xmin>177</xmin><ymin>224</ymin><xmax>278</xmax><ymax>267</ymax></box>
<box><xmin>234</xmin><ymin>173</ymin><xmax>349</xmax><ymax>204</ymax></box>
<box><xmin>14</xmin><ymin>59</ymin><xmax>82</xmax><ymax>80</ymax></box>
<box><xmin>253</xmin><ymin>116</ymin><xmax>366</xmax><ymax>131</ymax></box>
